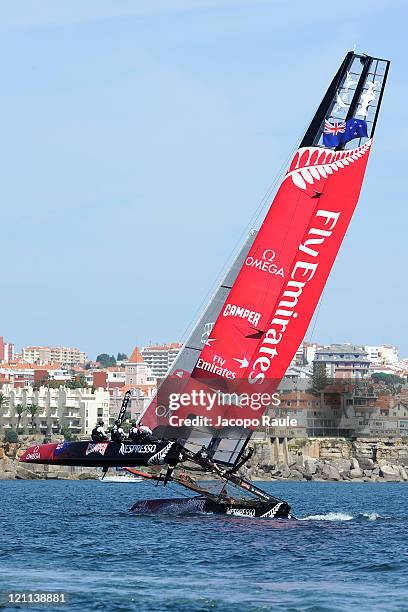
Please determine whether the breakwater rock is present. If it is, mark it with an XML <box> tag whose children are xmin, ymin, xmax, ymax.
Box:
<box><xmin>241</xmin><ymin>436</ymin><xmax>408</xmax><ymax>482</ymax></box>
<box><xmin>241</xmin><ymin>457</ymin><xmax>408</xmax><ymax>482</ymax></box>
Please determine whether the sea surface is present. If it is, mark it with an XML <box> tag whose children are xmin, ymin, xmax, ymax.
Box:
<box><xmin>0</xmin><ymin>480</ymin><xmax>407</xmax><ymax>611</ymax></box>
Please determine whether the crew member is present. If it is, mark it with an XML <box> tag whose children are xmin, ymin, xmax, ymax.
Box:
<box><xmin>128</xmin><ymin>420</ymin><xmax>139</xmax><ymax>441</ymax></box>
<box><xmin>91</xmin><ymin>420</ymin><xmax>109</xmax><ymax>442</ymax></box>
<box><xmin>138</xmin><ymin>421</ymin><xmax>153</xmax><ymax>440</ymax></box>
<box><xmin>111</xmin><ymin>420</ymin><xmax>125</xmax><ymax>442</ymax></box>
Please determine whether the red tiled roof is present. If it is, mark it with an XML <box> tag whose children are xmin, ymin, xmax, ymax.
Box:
<box><xmin>128</xmin><ymin>347</ymin><xmax>144</xmax><ymax>363</ymax></box>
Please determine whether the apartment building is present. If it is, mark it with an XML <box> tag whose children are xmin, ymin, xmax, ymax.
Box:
<box><xmin>22</xmin><ymin>346</ymin><xmax>87</xmax><ymax>366</ymax></box>
<box><xmin>0</xmin><ymin>336</ymin><xmax>15</xmax><ymax>363</ymax></box>
<box><xmin>141</xmin><ymin>342</ymin><xmax>182</xmax><ymax>379</ymax></box>
<box><xmin>314</xmin><ymin>344</ymin><xmax>370</xmax><ymax>379</ymax></box>
<box><xmin>0</xmin><ymin>385</ymin><xmax>109</xmax><ymax>436</ymax></box>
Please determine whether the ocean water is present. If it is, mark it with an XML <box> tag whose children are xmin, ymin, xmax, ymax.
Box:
<box><xmin>0</xmin><ymin>480</ymin><xmax>407</xmax><ymax>611</ymax></box>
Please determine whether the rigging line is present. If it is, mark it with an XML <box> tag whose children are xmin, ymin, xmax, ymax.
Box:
<box><xmin>309</xmin><ymin>290</ymin><xmax>325</xmax><ymax>344</ymax></box>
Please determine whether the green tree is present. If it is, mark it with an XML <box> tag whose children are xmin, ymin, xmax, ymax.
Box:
<box><xmin>14</xmin><ymin>403</ymin><xmax>26</xmax><ymax>434</ymax></box>
<box><xmin>28</xmin><ymin>404</ymin><xmax>39</xmax><ymax>434</ymax></box>
<box><xmin>117</xmin><ymin>352</ymin><xmax>128</xmax><ymax>361</ymax></box>
<box><xmin>67</xmin><ymin>375</ymin><xmax>88</xmax><ymax>389</ymax></box>
<box><xmin>4</xmin><ymin>428</ymin><xmax>18</xmax><ymax>443</ymax></box>
<box><xmin>96</xmin><ymin>353</ymin><xmax>116</xmax><ymax>367</ymax></box>
<box><xmin>312</xmin><ymin>362</ymin><xmax>328</xmax><ymax>392</ymax></box>
<box><xmin>60</xmin><ymin>424</ymin><xmax>73</xmax><ymax>441</ymax></box>
<box><xmin>371</xmin><ymin>372</ymin><xmax>404</xmax><ymax>386</ymax></box>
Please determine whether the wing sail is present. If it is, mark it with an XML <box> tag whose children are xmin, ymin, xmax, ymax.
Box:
<box><xmin>142</xmin><ymin>52</ymin><xmax>390</xmax><ymax>467</ymax></box>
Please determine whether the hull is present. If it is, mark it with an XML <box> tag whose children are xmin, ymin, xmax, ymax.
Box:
<box><xmin>130</xmin><ymin>496</ymin><xmax>291</xmax><ymax>519</ymax></box>
<box><xmin>19</xmin><ymin>440</ymin><xmax>182</xmax><ymax>468</ymax></box>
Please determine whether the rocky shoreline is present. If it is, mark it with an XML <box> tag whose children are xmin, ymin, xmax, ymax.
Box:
<box><xmin>240</xmin><ymin>436</ymin><xmax>408</xmax><ymax>482</ymax></box>
<box><xmin>1</xmin><ymin>436</ymin><xmax>408</xmax><ymax>483</ymax></box>
<box><xmin>241</xmin><ymin>456</ymin><xmax>408</xmax><ymax>483</ymax></box>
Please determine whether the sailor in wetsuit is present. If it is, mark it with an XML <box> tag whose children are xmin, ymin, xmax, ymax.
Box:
<box><xmin>111</xmin><ymin>420</ymin><xmax>125</xmax><ymax>442</ymax></box>
<box><xmin>91</xmin><ymin>420</ymin><xmax>109</xmax><ymax>442</ymax></box>
<box><xmin>128</xmin><ymin>420</ymin><xmax>139</xmax><ymax>441</ymax></box>
<box><xmin>137</xmin><ymin>422</ymin><xmax>153</xmax><ymax>441</ymax></box>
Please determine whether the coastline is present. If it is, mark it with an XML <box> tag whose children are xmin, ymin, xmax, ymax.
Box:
<box><xmin>1</xmin><ymin>435</ymin><xmax>407</xmax><ymax>483</ymax></box>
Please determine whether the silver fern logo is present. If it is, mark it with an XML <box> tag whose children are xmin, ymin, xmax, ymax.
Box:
<box><xmin>260</xmin><ymin>502</ymin><xmax>283</xmax><ymax>518</ymax></box>
<box><xmin>285</xmin><ymin>140</ymin><xmax>371</xmax><ymax>190</ymax></box>
<box><xmin>147</xmin><ymin>441</ymin><xmax>174</xmax><ymax>465</ymax></box>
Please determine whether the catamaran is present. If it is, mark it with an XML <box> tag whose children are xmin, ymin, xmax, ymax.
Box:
<box><xmin>21</xmin><ymin>51</ymin><xmax>390</xmax><ymax>519</ymax></box>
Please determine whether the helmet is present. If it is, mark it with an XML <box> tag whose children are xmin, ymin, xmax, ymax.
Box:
<box><xmin>98</xmin><ymin>420</ymin><xmax>104</xmax><ymax>426</ymax></box>
<box><xmin>115</xmin><ymin>420</ymin><xmax>120</xmax><ymax>426</ymax></box>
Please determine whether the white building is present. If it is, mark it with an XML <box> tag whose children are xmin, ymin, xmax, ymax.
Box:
<box><xmin>141</xmin><ymin>343</ymin><xmax>182</xmax><ymax>379</ymax></box>
<box><xmin>0</xmin><ymin>384</ymin><xmax>109</xmax><ymax>436</ymax></box>
<box><xmin>364</xmin><ymin>345</ymin><xmax>399</xmax><ymax>367</ymax></box>
<box><xmin>22</xmin><ymin>346</ymin><xmax>87</xmax><ymax>366</ymax></box>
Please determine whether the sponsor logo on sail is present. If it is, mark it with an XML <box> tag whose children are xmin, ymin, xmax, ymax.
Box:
<box><xmin>85</xmin><ymin>442</ymin><xmax>109</xmax><ymax>456</ymax></box>
<box><xmin>25</xmin><ymin>445</ymin><xmax>41</xmax><ymax>460</ymax></box>
<box><xmin>223</xmin><ymin>304</ymin><xmax>261</xmax><ymax>327</ymax></box>
<box><xmin>245</xmin><ymin>249</ymin><xmax>284</xmax><ymax>277</ymax></box>
<box><xmin>196</xmin><ymin>354</ymin><xmax>236</xmax><ymax>379</ymax></box>
<box><xmin>119</xmin><ymin>443</ymin><xmax>157</xmax><ymax>455</ymax></box>
<box><xmin>248</xmin><ymin>209</ymin><xmax>341</xmax><ymax>384</ymax></box>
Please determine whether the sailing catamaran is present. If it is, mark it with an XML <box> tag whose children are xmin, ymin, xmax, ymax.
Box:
<box><xmin>21</xmin><ymin>51</ymin><xmax>390</xmax><ymax>518</ymax></box>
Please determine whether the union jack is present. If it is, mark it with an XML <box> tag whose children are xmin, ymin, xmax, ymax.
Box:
<box><xmin>324</xmin><ymin>120</ymin><xmax>346</xmax><ymax>136</ymax></box>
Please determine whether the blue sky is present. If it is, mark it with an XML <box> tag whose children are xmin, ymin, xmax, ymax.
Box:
<box><xmin>1</xmin><ymin>0</ymin><xmax>407</xmax><ymax>359</ymax></box>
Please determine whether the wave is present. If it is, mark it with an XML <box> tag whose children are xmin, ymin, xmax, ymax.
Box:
<box><xmin>299</xmin><ymin>511</ymin><xmax>389</xmax><ymax>521</ymax></box>
<box><xmin>359</xmin><ymin>512</ymin><xmax>390</xmax><ymax>521</ymax></box>
<box><xmin>299</xmin><ymin>512</ymin><xmax>354</xmax><ymax>521</ymax></box>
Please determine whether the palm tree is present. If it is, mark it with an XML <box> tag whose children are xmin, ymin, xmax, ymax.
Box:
<box><xmin>28</xmin><ymin>404</ymin><xmax>39</xmax><ymax>435</ymax></box>
<box><xmin>15</xmin><ymin>403</ymin><xmax>26</xmax><ymax>435</ymax></box>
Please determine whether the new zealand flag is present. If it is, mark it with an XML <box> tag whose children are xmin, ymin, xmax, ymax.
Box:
<box><xmin>323</xmin><ymin>118</ymin><xmax>368</xmax><ymax>148</ymax></box>
<box><xmin>342</xmin><ymin>118</ymin><xmax>368</xmax><ymax>144</ymax></box>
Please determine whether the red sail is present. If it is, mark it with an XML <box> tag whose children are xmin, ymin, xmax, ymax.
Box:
<box><xmin>190</xmin><ymin>141</ymin><xmax>372</xmax><ymax>418</ymax></box>
<box><xmin>142</xmin><ymin>140</ymin><xmax>373</xmax><ymax>433</ymax></box>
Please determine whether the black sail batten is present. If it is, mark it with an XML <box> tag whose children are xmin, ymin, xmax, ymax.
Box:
<box><xmin>370</xmin><ymin>58</ymin><xmax>391</xmax><ymax>138</ymax></box>
<box><xmin>300</xmin><ymin>51</ymin><xmax>353</xmax><ymax>148</ymax></box>
<box><xmin>345</xmin><ymin>56</ymin><xmax>372</xmax><ymax>121</ymax></box>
